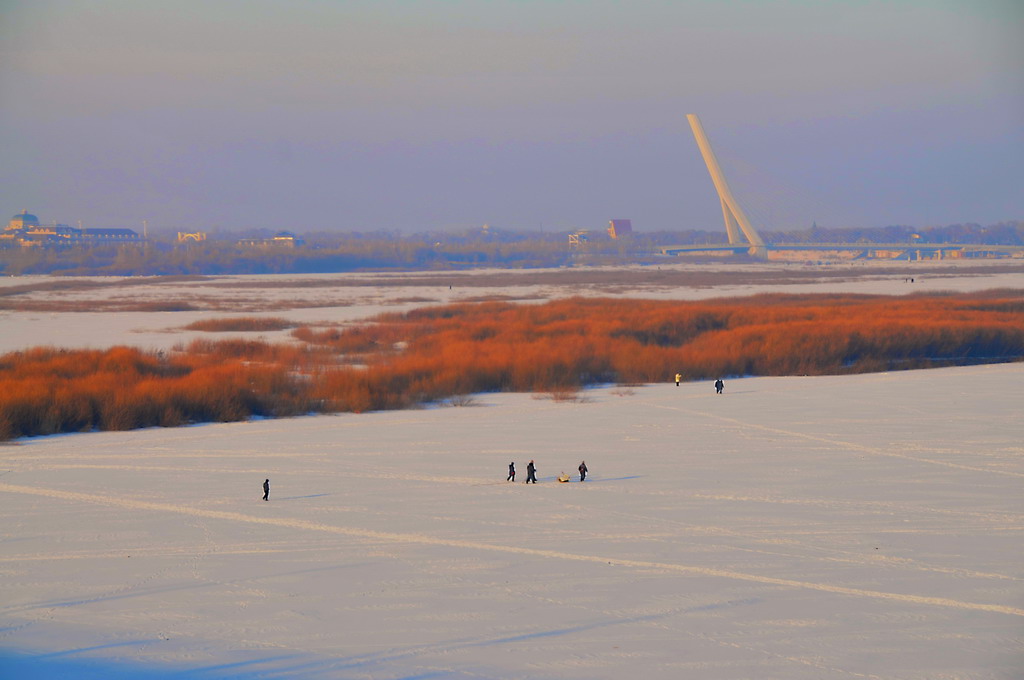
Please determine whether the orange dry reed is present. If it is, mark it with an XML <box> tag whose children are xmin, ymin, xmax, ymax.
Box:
<box><xmin>300</xmin><ymin>293</ymin><xmax>1024</xmax><ymax>411</ymax></box>
<box><xmin>2</xmin><ymin>292</ymin><xmax>1022</xmax><ymax>439</ymax></box>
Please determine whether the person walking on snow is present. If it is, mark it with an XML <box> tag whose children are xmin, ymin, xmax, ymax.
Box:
<box><xmin>262</xmin><ymin>478</ymin><xmax>270</xmax><ymax>501</ymax></box>
<box><xmin>507</xmin><ymin>461</ymin><xmax>516</xmax><ymax>482</ymax></box>
<box><xmin>526</xmin><ymin>460</ymin><xmax>538</xmax><ymax>484</ymax></box>
<box><xmin>578</xmin><ymin>461</ymin><xmax>588</xmax><ymax>482</ymax></box>
<box><xmin>714</xmin><ymin>378</ymin><xmax>724</xmax><ymax>394</ymax></box>
<box><xmin>675</xmin><ymin>372</ymin><xmax>682</xmax><ymax>386</ymax></box>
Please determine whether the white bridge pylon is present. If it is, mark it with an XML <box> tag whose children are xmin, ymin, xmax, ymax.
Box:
<box><xmin>687</xmin><ymin>114</ymin><xmax>767</xmax><ymax>257</ymax></box>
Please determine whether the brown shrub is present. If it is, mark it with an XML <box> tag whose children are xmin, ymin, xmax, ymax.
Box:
<box><xmin>184</xmin><ymin>316</ymin><xmax>296</xmax><ymax>332</ymax></box>
<box><xmin>3</xmin><ymin>292</ymin><xmax>1023</xmax><ymax>440</ymax></box>
<box><xmin>0</xmin><ymin>344</ymin><xmax>311</xmax><ymax>439</ymax></box>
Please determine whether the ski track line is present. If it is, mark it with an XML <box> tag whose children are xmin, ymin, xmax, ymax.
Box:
<box><xmin>649</xmin><ymin>403</ymin><xmax>1024</xmax><ymax>478</ymax></box>
<box><xmin>550</xmin><ymin>502</ymin><xmax>1019</xmax><ymax>583</ymax></box>
<box><xmin>27</xmin><ymin>464</ymin><xmax>317</xmax><ymax>476</ymax></box>
<box><xmin>3</xmin><ymin>482</ymin><xmax>1022</xmax><ymax>619</ymax></box>
<box><xmin>11</xmin><ymin>449</ymin><xmax>316</xmax><ymax>461</ymax></box>
<box><xmin>0</xmin><ymin>546</ymin><xmax>339</xmax><ymax>563</ymax></box>
<box><xmin>692</xmin><ymin>493</ymin><xmax>1024</xmax><ymax>524</ymax></box>
<box><xmin>19</xmin><ymin>464</ymin><xmax>483</xmax><ymax>486</ymax></box>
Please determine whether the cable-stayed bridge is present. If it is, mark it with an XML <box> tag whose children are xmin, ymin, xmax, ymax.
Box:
<box><xmin>663</xmin><ymin>116</ymin><xmax>1024</xmax><ymax>260</ymax></box>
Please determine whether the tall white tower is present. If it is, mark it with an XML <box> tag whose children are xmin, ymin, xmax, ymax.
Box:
<box><xmin>686</xmin><ymin>114</ymin><xmax>766</xmax><ymax>257</ymax></box>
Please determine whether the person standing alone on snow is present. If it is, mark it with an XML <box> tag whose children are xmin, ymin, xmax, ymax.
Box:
<box><xmin>263</xmin><ymin>478</ymin><xmax>270</xmax><ymax>501</ymax></box>
<box><xmin>714</xmin><ymin>378</ymin><xmax>724</xmax><ymax>394</ymax></box>
<box><xmin>507</xmin><ymin>461</ymin><xmax>516</xmax><ymax>482</ymax></box>
<box><xmin>526</xmin><ymin>460</ymin><xmax>538</xmax><ymax>484</ymax></box>
<box><xmin>675</xmin><ymin>372</ymin><xmax>682</xmax><ymax>387</ymax></box>
<box><xmin>578</xmin><ymin>461</ymin><xmax>588</xmax><ymax>482</ymax></box>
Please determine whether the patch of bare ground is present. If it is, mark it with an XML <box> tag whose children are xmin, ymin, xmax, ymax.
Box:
<box><xmin>534</xmin><ymin>388</ymin><xmax>591</xmax><ymax>403</ymax></box>
<box><xmin>441</xmin><ymin>394</ymin><xmax>480</xmax><ymax>407</ymax></box>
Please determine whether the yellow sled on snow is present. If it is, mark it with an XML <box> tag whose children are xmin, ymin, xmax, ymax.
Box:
<box><xmin>557</xmin><ymin>472</ymin><xmax>571</xmax><ymax>483</ymax></box>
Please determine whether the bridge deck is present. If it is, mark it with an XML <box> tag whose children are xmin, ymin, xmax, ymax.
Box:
<box><xmin>659</xmin><ymin>243</ymin><xmax>1024</xmax><ymax>255</ymax></box>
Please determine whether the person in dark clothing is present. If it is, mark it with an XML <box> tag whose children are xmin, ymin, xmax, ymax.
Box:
<box><xmin>526</xmin><ymin>460</ymin><xmax>537</xmax><ymax>484</ymax></box>
<box><xmin>578</xmin><ymin>461</ymin><xmax>588</xmax><ymax>482</ymax></box>
<box><xmin>507</xmin><ymin>461</ymin><xmax>516</xmax><ymax>482</ymax></box>
<box><xmin>263</xmin><ymin>478</ymin><xmax>270</xmax><ymax>501</ymax></box>
<box><xmin>714</xmin><ymin>378</ymin><xmax>724</xmax><ymax>394</ymax></box>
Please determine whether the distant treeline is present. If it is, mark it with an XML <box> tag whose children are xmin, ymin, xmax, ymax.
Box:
<box><xmin>2</xmin><ymin>291</ymin><xmax>1022</xmax><ymax>440</ymax></box>
<box><xmin>1</xmin><ymin>221</ymin><xmax>1020</xmax><ymax>276</ymax></box>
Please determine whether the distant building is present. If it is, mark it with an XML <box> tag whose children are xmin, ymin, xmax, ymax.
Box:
<box><xmin>237</xmin><ymin>231</ymin><xmax>305</xmax><ymax>248</ymax></box>
<box><xmin>80</xmin><ymin>228</ymin><xmax>141</xmax><ymax>241</ymax></box>
<box><xmin>178</xmin><ymin>232</ymin><xmax>207</xmax><ymax>242</ymax></box>
<box><xmin>2</xmin><ymin>210</ymin><xmax>141</xmax><ymax>247</ymax></box>
<box><xmin>607</xmin><ymin>219</ymin><xmax>633</xmax><ymax>239</ymax></box>
<box><xmin>569</xmin><ymin>230</ymin><xmax>589</xmax><ymax>248</ymax></box>
<box><xmin>7</xmin><ymin>210</ymin><xmax>40</xmax><ymax>230</ymax></box>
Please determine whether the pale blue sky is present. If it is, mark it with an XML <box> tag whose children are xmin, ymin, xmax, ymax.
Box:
<box><xmin>1</xmin><ymin>0</ymin><xmax>1021</xmax><ymax>233</ymax></box>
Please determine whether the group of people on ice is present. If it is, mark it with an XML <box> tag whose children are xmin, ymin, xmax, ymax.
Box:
<box><xmin>674</xmin><ymin>374</ymin><xmax>725</xmax><ymax>394</ymax></box>
<box><xmin>508</xmin><ymin>460</ymin><xmax>586</xmax><ymax>483</ymax></box>
<box><xmin>262</xmin><ymin>459</ymin><xmax>590</xmax><ymax>501</ymax></box>
<box><xmin>264</xmin><ymin>372</ymin><xmax>729</xmax><ymax>499</ymax></box>
<box><xmin>263</xmin><ymin>376</ymin><xmax>730</xmax><ymax>499</ymax></box>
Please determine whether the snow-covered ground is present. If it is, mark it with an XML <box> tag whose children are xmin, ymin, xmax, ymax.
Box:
<box><xmin>2</xmin><ymin>367</ymin><xmax>1023</xmax><ymax>679</ymax></box>
<box><xmin>1</xmin><ymin>263</ymin><xmax>1022</xmax><ymax>678</ymax></box>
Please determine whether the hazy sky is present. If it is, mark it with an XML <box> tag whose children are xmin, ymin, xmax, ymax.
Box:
<box><xmin>1</xmin><ymin>0</ymin><xmax>1021</xmax><ymax>234</ymax></box>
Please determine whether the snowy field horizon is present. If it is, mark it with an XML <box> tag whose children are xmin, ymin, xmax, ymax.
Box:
<box><xmin>1</xmin><ymin>261</ymin><xmax>1022</xmax><ymax>678</ymax></box>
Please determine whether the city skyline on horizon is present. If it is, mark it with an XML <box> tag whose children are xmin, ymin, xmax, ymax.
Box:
<box><xmin>2</xmin><ymin>1</ymin><xmax>1021</xmax><ymax>234</ymax></box>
